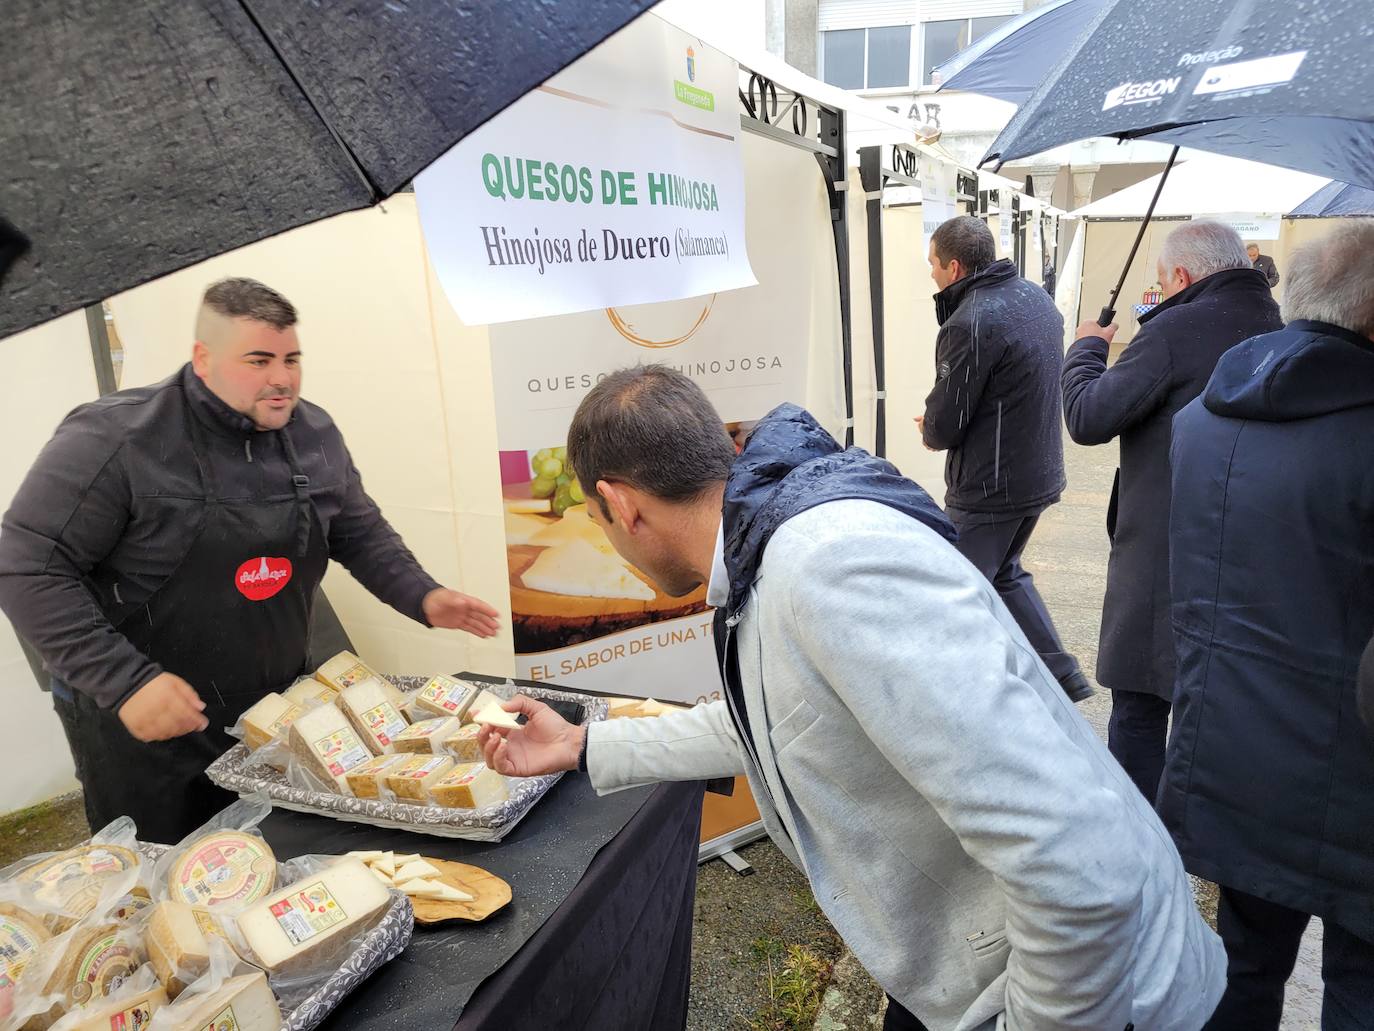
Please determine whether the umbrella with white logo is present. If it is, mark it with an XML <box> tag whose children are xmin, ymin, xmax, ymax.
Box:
<box><xmin>981</xmin><ymin>0</ymin><xmax>1374</xmax><ymax>324</ymax></box>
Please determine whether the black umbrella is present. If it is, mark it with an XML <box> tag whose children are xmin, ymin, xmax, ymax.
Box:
<box><xmin>1</xmin><ymin>0</ymin><xmax>657</xmax><ymax>339</ymax></box>
<box><xmin>981</xmin><ymin>0</ymin><xmax>1374</xmax><ymax>323</ymax></box>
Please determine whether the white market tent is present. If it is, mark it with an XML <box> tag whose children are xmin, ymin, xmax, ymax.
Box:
<box><xmin>1072</xmin><ymin>153</ymin><xmax>1328</xmax><ymax>219</ymax></box>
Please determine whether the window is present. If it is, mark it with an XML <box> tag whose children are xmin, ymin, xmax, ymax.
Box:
<box><xmin>822</xmin><ymin>25</ymin><xmax>912</xmax><ymax>90</ymax></box>
<box><xmin>923</xmin><ymin>15</ymin><xmax>1014</xmax><ymax>84</ymax></box>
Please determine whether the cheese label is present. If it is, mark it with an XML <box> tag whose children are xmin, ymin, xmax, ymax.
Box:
<box><xmin>104</xmin><ymin>1000</ymin><xmax>156</xmax><ymax>1030</ymax></box>
<box><xmin>332</xmin><ymin>662</ymin><xmax>372</xmax><ymax>690</ymax></box>
<box><xmin>398</xmin><ymin>757</ymin><xmax>449</xmax><ymax>779</ymax></box>
<box><xmin>191</xmin><ymin>909</ymin><xmax>223</xmax><ymax>939</ymax></box>
<box><xmin>418</xmin><ymin>677</ymin><xmax>473</xmax><ymax>714</ymax></box>
<box><xmin>0</xmin><ymin>917</ymin><xmax>44</xmax><ymax>980</ymax></box>
<box><xmin>401</xmin><ymin>720</ymin><xmax>448</xmax><ymax>740</ymax></box>
<box><xmin>201</xmin><ymin>1005</ymin><xmax>241</xmax><ymax>1031</ymax></box>
<box><xmin>265</xmin><ymin>705</ymin><xmax>302</xmax><ymax>736</ymax></box>
<box><xmin>72</xmin><ymin>934</ymin><xmax>135</xmax><ymax>1004</ymax></box>
<box><xmin>268</xmin><ymin>883</ymin><xmax>347</xmax><ymax>946</ymax></box>
<box><xmin>360</xmin><ymin>703</ymin><xmax>407</xmax><ymax>746</ymax></box>
<box><xmin>311</xmin><ymin>729</ymin><xmax>372</xmax><ymax>776</ymax></box>
<box><xmin>452</xmin><ymin>764</ymin><xmax>485</xmax><ymax>786</ymax></box>
<box><xmin>176</xmin><ymin>837</ymin><xmax>274</xmax><ymax>907</ymax></box>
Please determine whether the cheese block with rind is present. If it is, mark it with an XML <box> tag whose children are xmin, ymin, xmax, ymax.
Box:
<box><xmin>143</xmin><ymin>901</ymin><xmax>225</xmax><ymax>999</ymax></box>
<box><xmin>383</xmin><ymin>756</ymin><xmax>455</xmax><ymax>803</ymax></box>
<box><xmin>313</xmin><ymin>651</ymin><xmax>381</xmax><ymax>693</ymax></box>
<box><xmin>391</xmin><ymin>718</ymin><xmax>463</xmax><ymax>755</ymax></box>
<box><xmin>342</xmin><ymin>754</ymin><xmax>412</xmax><ymax>801</ymax></box>
<box><xmin>441</xmin><ymin>724</ymin><xmax>483</xmax><ymax>762</ymax></box>
<box><xmin>336</xmin><ymin>680</ymin><xmax>409</xmax><ymax>754</ymax></box>
<box><xmin>287</xmin><ymin>705</ymin><xmax>374</xmax><ymax>794</ymax></box>
<box><xmin>283</xmin><ymin>678</ymin><xmax>336</xmax><ymax>708</ymax></box>
<box><xmin>412</xmin><ymin>676</ymin><xmax>480</xmax><ymax>721</ymax></box>
<box><xmin>167</xmin><ymin>832</ymin><xmax>276</xmax><ymax>911</ymax></box>
<box><xmin>154</xmin><ymin>972</ymin><xmax>280</xmax><ymax>1031</ymax></box>
<box><xmin>429</xmin><ymin>763</ymin><xmax>511</xmax><ymax>810</ymax></box>
<box><xmin>67</xmin><ymin>982</ymin><xmax>167</xmax><ymax>1031</ymax></box>
<box><xmin>239</xmin><ymin>693</ymin><xmax>302</xmax><ymax>751</ymax></box>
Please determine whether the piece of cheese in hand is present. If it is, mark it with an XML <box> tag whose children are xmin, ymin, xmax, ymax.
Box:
<box><xmin>429</xmin><ymin>763</ymin><xmax>511</xmax><ymax>809</ymax></box>
<box><xmin>384</xmin><ymin>756</ymin><xmax>455</xmax><ymax>803</ymax></box>
<box><xmin>343</xmin><ymin>754</ymin><xmax>412</xmax><ymax>801</ymax></box>
<box><xmin>145</xmin><ymin>901</ymin><xmax>220</xmax><ymax>998</ymax></box>
<box><xmin>392</xmin><ymin>717</ymin><xmax>463</xmax><ymax>755</ymax></box>
<box><xmin>236</xmin><ymin>859</ymin><xmax>390</xmax><ymax>975</ymax></box>
<box><xmin>69</xmin><ymin>983</ymin><xmax>167</xmax><ymax>1031</ymax></box>
<box><xmin>156</xmin><ymin>972</ymin><xmax>280</xmax><ymax>1031</ymax></box>
<box><xmin>288</xmin><ymin>704</ymin><xmax>375</xmax><ymax>794</ymax></box>
<box><xmin>471</xmin><ymin>703</ymin><xmax>520</xmax><ymax>730</ymax></box>
<box><xmin>393</xmin><ymin>860</ymin><xmax>441</xmax><ymax>882</ymax></box>
<box><xmin>337</xmin><ymin>679</ymin><xmax>410</xmax><ymax>753</ymax></box>
<box><xmin>239</xmin><ymin>693</ymin><xmax>303</xmax><ymax>751</ymax></box>
<box><xmin>413</xmin><ymin>675</ymin><xmax>480</xmax><ymax>721</ymax></box>
<box><xmin>521</xmin><ymin>538</ymin><xmax>655</xmax><ymax>600</ymax></box>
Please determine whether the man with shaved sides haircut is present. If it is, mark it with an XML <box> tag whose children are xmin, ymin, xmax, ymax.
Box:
<box><xmin>0</xmin><ymin>278</ymin><xmax>499</xmax><ymax>841</ymax></box>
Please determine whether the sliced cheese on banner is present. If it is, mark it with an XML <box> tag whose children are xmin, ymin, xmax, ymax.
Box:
<box><xmin>337</xmin><ymin>680</ymin><xmax>409</xmax><ymax>754</ymax></box>
<box><xmin>429</xmin><ymin>763</ymin><xmax>510</xmax><ymax>809</ymax></box>
<box><xmin>521</xmin><ymin>538</ymin><xmax>655</xmax><ymax>600</ymax></box>
<box><xmin>236</xmin><ymin>860</ymin><xmax>389</xmax><ymax>975</ymax></box>
<box><xmin>283</xmin><ymin>677</ymin><xmax>337</xmax><ymax>708</ymax></box>
<box><xmin>288</xmin><ymin>705</ymin><xmax>375</xmax><ymax>794</ymax></box>
<box><xmin>412</xmin><ymin>676</ymin><xmax>480</xmax><ymax>721</ymax></box>
<box><xmin>157</xmin><ymin>972</ymin><xmax>280</xmax><ymax>1031</ymax></box>
<box><xmin>343</xmin><ymin>754</ymin><xmax>412</xmax><ymax>801</ymax></box>
<box><xmin>144</xmin><ymin>901</ymin><xmax>223</xmax><ymax>998</ymax></box>
<box><xmin>384</xmin><ymin>756</ymin><xmax>455</xmax><ymax>803</ymax></box>
<box><xmin>503</xmin><ymin>497</ymin><xmax>551</xmax><ymax>515</ymax></box>
<box><xmin>168</xmin><ymin>832</ymin><xmax>276</xmax><ymax>910</ymax></box>
<box><xmin>504</xmin><ymin>509</ymin><xmax>552</xmax><ymax>545</ymax></box>
<box><xmin>392</xmin><ymin>717</ymin><xmax>463</xmax><ymax>755</ymax></box>
<box><xmin>525</xmin><ymin>505</ymin><xmax>617</xmax><ymax>554</ymax></box>
<box><xmin>239</xmin><ymin>693</ymin><xmax>302</xmax><ymax>751</ymax></box>
<box><xmin>69</xmin><ymin>983</ymin><xmax>167</xmax><ymax>1031</ymax></box>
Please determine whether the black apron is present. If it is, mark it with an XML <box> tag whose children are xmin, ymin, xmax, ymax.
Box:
<box><xmin>53</xmin><ymin>407</ymin><xmax>328</xmax><ymax>844</ymax></box>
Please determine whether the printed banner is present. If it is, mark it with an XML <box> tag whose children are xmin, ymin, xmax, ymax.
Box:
<box><xmin>998</xmin><ymin>189</ymin><xmax>1014</xmax><ymax>254</ymax></box>
<box><xmin>416</xmin><ymin>15</ymin><xmax>756</xmax><ymax>326</ymax></box>
<box><xmin>918</xmin><ymin>154</ymin><xmax>957</xmax><ymax>252</ymax></box>
<box><xmin>1203</xmin><ymin>212</ymin><xmax>1282</xmax><ymax>241</ymax></box>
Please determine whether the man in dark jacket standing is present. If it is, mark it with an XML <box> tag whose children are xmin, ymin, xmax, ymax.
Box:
<box><xmin>0</xmin><ymin>278</ymin><xmax>499</xmax><ymax>842</ymax></box>
<box><xmin>1247</xmin><ymin>242</ymin><xmax>1281</xmax><ymax>288</ymax></box>
<box><xmin>1162</xmin><ymin>223</ymin><xmax>1374</xmax><ymax>1029</ymax></box>
<box><xmin>918</xmin><ymin>216</ymin><xmax>1090</xmax><ymax>702</ymax></box>
<box><xmin>1062</xmin><ymin>221</ymin><xmax>1282</xmax><ymax>801</ymax></box>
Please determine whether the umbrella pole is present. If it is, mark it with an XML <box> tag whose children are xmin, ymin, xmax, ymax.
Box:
<box><xmin>1098</xmin><ymin>145</ymin><xmax>1179</xmax><ymax>326</ymax></box>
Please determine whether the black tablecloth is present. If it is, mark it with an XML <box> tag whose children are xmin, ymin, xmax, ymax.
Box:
<box><xmin>258</xmin><ymin>777</ymin><xmax>706</xmax><ymax>1030</ymax></box>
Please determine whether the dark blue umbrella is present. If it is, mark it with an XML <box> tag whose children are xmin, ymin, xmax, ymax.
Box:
<box><xmin>0</xmin><ymin>0</ymin><xmax>657</xmax><ymax>339</ymax></box>
<box><xmin>1291</xmin><ymin>180</ymin><xmax>1374</xmax><ymax>216</ymax></box>
<box><xmin>981</xmin><ymin>0</ymin><xmax>1374</xmax><ymax>323</ymax></box>
<box><xmin>935</xmin><ymin>0</ymin><xmax>1110</xmax><ymax>105</ymax></box>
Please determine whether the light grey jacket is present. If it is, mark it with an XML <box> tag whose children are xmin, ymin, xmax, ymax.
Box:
<box><xmin>588</xmin><ymin>500</ymin><xmax>1224</xmax><ymax>1031</ymax></box>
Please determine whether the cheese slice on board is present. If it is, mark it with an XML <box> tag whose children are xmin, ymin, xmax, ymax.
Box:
<box><xmin>395</xmin><ymin>878</ymin><xmax>472</xmax><ymax>902</ymax></box>
<box><xmin>69</xmin><ymin>983</ymin><xmax>167</xmax><ymax>1031</ymax></box>
<box><xmin>521</xmin><ymin>538</ymin><xmax>655</xmax><ymax>600</ymax></box>
<box><xmin>392</xmin><ymin>717</ymin><xmax>463</xmax><ymax>755</ymax></box>
<box><xmin>343</xmin><ymin>754</ymin><xmax>411</xmax><ymax>801</ymax></box>
<box><xmin>345</xmin><ymin>851</ymin><xmax>383</xmax><ymax>864</ymax></box>
<box><xmin>429</xmin><ymin>763</ymin><xmax>510</xmax><ymax>809</ymax></box>
<box><xmin>471</xmin><ymin>703</ymin><xmax>520</xmax><ymax>730</ymax></box>
<box><xmin>393</xmin><ymin>860</ymin><xmax>441</xmax><ymax>882</ymax></box>
<box><xmin>168</xmin><ymin>832</ymin><xmax>276</xmax><ymax>910</ymax></box>
<box><xmin>144</xmin><ymin>902</ymin><xmax>223</xmax><ymax>999</ymax></box>
<box><xmin>283</xmin><ymin>677</ymin><xmax>337</xmax><ymax>708</ymax></box>
<box><xmin>155</xmin><ymin>972</ymin><xmax>280</xmax><ymax>1031</ymax></box>
<box><xmin>288</xmin><ymin>704</ymin><xmax>374</xmax><ymax>794</ymax></box>
<box><xmin>236</xmin><ymin>860</ymin><xmax>389</xmax><ymax>975</ymax></box>
<box><xmin>314</xmin><ymin>651</ymin><xmax>381</xmax><ymax>693</ymax></box>
<box><xmin>384</xmin><ymin>756</ymin><xmax>455</xmax><ymax>803</ymax></box>
<box><xmin>239</xmin><ymin>693</ymin><xmax>303</xmax><ymax>751</ymax></box>
<box><xmin>337</xmin><ymin>679</ymin><xmax>410</xmax><ymax>754</ymax></box>
<box><xmin>412</xmin><ymin>676</ymin><xmax>480</xmax><ymax>721</ymax></box>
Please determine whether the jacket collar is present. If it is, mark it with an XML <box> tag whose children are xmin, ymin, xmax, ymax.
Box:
<box><xmin>1287</xmin><ymin>319</ymin><xmax>1374</xmax><ymax>353</ymax></box>
<box><xmin>1138</xmin><ymin>266</ymin><xmax>1270</xmax><ymax>326</ymax></box>
<box><xmin>933</xmin><ymin>258</ymin><xmax>1017</xmax><ymax>325</ymax></box>
<box><xmin>180</xmin><ymin>362</ymin><xmax>296</xmax><ymax>438</ymax></box>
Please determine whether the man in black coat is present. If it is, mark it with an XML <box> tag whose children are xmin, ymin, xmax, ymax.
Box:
<box><xmin>1247</xmin><ymin>242</ymin><xmax>1281</xmax><ymax>288</ymax></box>
<box><xmin>1162</xmin><ymin>223</ymin><xmax>1374</xmax><ymax>1029</ymax></box>
<box><xmin>1062</xmin><ymin>221</ymin><xmax>1282</xmax><ymax>801</ymax></box>
<box><xmin>918</xmin><ymin>216</ymin><xmax>1091</xmax><ymax>703</ymax></box>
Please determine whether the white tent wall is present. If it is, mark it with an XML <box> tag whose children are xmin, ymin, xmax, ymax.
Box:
<box><xmin>0</xmin><ymin>313</ymin><xmax>94</xmax><ymax>812</ymax></box>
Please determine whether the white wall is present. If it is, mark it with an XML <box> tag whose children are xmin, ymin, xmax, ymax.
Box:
<box><xmin>0</xmin><ymin>312</ymin><xmax>96</xmax><ymax>813</ymax></box>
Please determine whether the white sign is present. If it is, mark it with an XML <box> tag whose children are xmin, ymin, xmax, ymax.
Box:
<box><xmin>998</xmin><ymin>189</ymin><xmax>1013</xmax><ymax>254</ymax></box>
<box><xmin>1202</xmin><ymin>212</ymin><xmax>1282</xmax><ymax>240</ymax></box>
<box><xmin>416</xmin><ymin>16</ymin><xmax>756</xmax><ymax>325</ymax></box>
<box><xmin>918</xmin><ymin>154</ymin><xmax>957</xmax><ymax>252</ymax></box>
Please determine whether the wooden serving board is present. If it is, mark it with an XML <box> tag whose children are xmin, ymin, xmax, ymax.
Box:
<box><xmin>410</xmin><ymin>858</ymin><xmax>512</xmax><ymax>925</ymax></box>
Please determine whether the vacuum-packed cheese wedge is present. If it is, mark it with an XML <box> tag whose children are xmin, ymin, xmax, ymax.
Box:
<box><xmin>17</xmin><ymin>845</ymin><xmax>141</xmax><ymax>928</ymax></box>
<box><xmin>157</xmin><ymin>972</ymin><xmax>280</xmax><ymax>1031</ymax></box>
<box><xmin>336</xmin><ymin>679</ymin><xmax>409</xmax><ymax>754</ymax></box>
<box><xmin>392</xmin><ymin>717</ymin><xmax>463</xmax><ymax>755</ymax></box>
<box><xmin>314</xmin><ymin>651</ymin><xmax>381</xmax><ymax>693</ymax></box>
<box><xmin>429</xmin><ymin>763</ymin><xmax>510</xmax><ymax>809</ymax></box>
<box><xmin>384</xmin><ymin>756</ymin><xmax>455</xmax><ymax>803</ymax></box>
<box><xmin>239</xmin><ymin>693</ymin><xmax>303</xmax><ymax>751</ymax></box>
<box><xmin>343</xmin><ymin>754</ymin><xmax>412</xmax><ymax>801</ymax></box>
<box><xmin>283</xmin><ymin>677</ymin><xmax>336</xmax><ymax>708</ymax></box>
<box><xmin>288</xmin><ymin>704</ymin><xmax>374</xmax><ymax>794</ymax></box>
<box><xmin>236</xmin><ymin>860</ymin><xmax>390</xmax><ymax>975</ymax></box>
<box><xmin>441</xmin><ymin>724</ymin><xmax>484</xmax><ymax>762</ymax></box>
<box><xmin>144</xmin><ymin>901</ymin><xmax>227</xmax><ymax>998</ymax></box>
<box><xmin>68</xmin><ymin>983</ymin><xmax>167</xmax><ymax>1031</ymax></box>
<box><xmin>168</xmin><ymin>831</ymin><xmax>276</xmax><ymax>910</ymax></box>
<box><xmin>33</xmin><ymin>922</ymin><xmax>144</xmax><ymax>1016</ymax></box>
<box><xmin>0</xmin><ymin>910</ymin><xmax>48</xmax><ymax>1017</ymax></box>
<box><xmin>412</xmin><ymin>675</ymin><xmax>480</xmax><ymax>721</ymax></box>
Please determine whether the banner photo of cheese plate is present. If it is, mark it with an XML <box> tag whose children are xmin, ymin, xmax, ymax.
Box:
<box><xmin>415</xmin><ymin>13</ymin><xmax>755</xmax><ymax>326</ymax></box>
<box><xmin>490</xmin><ymin>135</ymin><xmax>826</xmax><ymax>704</ymax></box>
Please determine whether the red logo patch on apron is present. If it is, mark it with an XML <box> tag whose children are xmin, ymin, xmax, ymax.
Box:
<box><xmin>235</xmin><ymin>557</ymin><xmax>293</xmax><ymax>601</ymax></box>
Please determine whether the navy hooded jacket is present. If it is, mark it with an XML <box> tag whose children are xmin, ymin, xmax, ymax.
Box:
<box><xmin>1159</xmin><ymin>320</ymin><xmax>1374</xmax><ymax>938</ymax></box>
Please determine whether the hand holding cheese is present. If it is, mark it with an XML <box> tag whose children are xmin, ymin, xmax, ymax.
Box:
<box><xmin>119</xmin><ymin>672</ymin><xmax>209</xmax><ymax>742</ymax></box>
<box><xmin>477</xmin><ymin>695</ymin><xmax>585</xmax><ymax>778</ymax></box>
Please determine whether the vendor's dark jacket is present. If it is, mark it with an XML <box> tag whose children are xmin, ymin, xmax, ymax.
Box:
<box><xmin>921</xmin><ymin>258</ymin><xmax>1066</xmax><ymax>515</ymax></box>
<box><xmin>1062</xmin><ymin>268</ymin><xmax>1281</xmax><ymax>698</ymax></box>
<box><xmin>0</xmin><ymin>364</ymin><xmax>439</xmax><ymax>710</ymax></box>
<box><xmin>1252</xmin><ymin>252</ymin><xmax>1280</xmax><ymax>288</ymax></box>
<box><xmin>1159</xmin><ymin>319</ymin><xmax>1374</xmax><ymax>939</ymax></box>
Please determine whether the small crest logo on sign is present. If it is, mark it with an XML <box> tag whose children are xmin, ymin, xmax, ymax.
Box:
<box><xmin>686</xmin><ymin>46</ymin><xmax>696</xmax><ymax>83</ymax></box>
<box><xmin>235</xmin><ymin>556</ymin><xmax>293</xmax><ymax>601</ymax></box>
